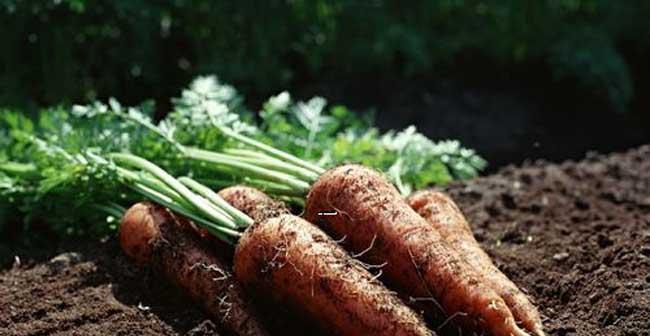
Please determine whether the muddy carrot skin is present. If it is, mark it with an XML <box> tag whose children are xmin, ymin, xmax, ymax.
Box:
<box><xmin>304</xmin><ymin>164</ymin><xmax>531</xmax><ymax>336</ymax></box>
<box><xmin>219</xmin><ymin>185</ymin><xmax>322</xmax><ymax>335</ymax></box>
<box><xmin>119</xmin><ymin>202</ymin><xmax>270</xmax><ymax>336</ymax></box>
<box><xmin>224</xmin><ymin>186</ymin><xmax>433</xmax><ymax>336</ymax></box>
<box><xmin>408</xmin><ymin>190</ymin><xmax>545</xmax><ymax>336</ymax></box>
<box><xmin>234</xmin><ymin>214</ymin><xmax>433</xmax><ymax>336</ymax></box>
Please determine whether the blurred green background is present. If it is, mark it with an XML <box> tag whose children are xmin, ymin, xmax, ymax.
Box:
<box><xmin>2</xmin><ymin>0</ymin><xmax>650</xmax><ymax>113</ymax></box>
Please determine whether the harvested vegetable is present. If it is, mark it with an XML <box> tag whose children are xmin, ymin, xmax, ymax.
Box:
<box><xmin>84</xmin><ymin>92</ymin><xmax>539</xmax><ymax>334</ymax></box>
<box><xmin>3</xmin><ymin>123</ymin><xmax>431</xmax><ymax>335</ymax></box>
<box><xmin>219</xmin><ymin>185</ymin><xmax>435</xmax><ymax>335</ymax></box>
<box><xmin>126</xmin><ymin>97</ymin><xmax>540</xmax><ymax>335</ymax></box>
<box><xmin>120</xmin><ymin>202</ymin><xmax>269</xmax><ymax>336</ymax></box>
<box><xmin>236</xmin><ymin>214</ymin><xmax>432</xmax><ymax>336</ymax></box>
<box><xmin>304</xmin><ymin>165</ymin><xmax>531</xmax><ymax>336</ymax></box>
<box><xmin>408</xmin><ymin>190</ymin><xmax>544</xmax><ymax>336</ymax></box>
<box><xmin>220</xmin><ymin>186</ymin><xmax>432</xmax><ymax>336</ymax></box>
<box><xmin>1</xmin><ymin>77</ymin><xmax>535</xmax><ymax>335</ymax></box>
<box><xmin>217</xmin><ymin>186</ymin><xmax>323</xmax><ymax>334</ymax></box>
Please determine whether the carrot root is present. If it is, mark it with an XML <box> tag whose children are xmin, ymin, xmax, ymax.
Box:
<box><xmin>305</xmin><ymin>164</ymin><xmax>532</xmax><ymax>336</ymax></box>
<box><xmin>120</xmin><ymin>202</ymin><xmax>270</xmax><ymax>336</ymax></box>
<box><xmin>234</xmin><ymin>214</ymin><xmax>433</xmax><ymax>336</ymax></box>
<box><xmin>408</xmin><ymin>190</ymin><xmax>545</xmax><ymax>336</ymax></box>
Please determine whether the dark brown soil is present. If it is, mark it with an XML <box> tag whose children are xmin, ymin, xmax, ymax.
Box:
<box><xmin>0</xmin><ymin>238</ymin><xmax>222</xmax><ymax>336</ymax></box>
<box><xmin>1</xmin><ymin>146</ymin><xmax>649</xmax><ymax>335</ymax></box>
<box><xmin>442</xmin><ymin>145</ymin><xmax>650</xmax><ymax>336</ymax></box>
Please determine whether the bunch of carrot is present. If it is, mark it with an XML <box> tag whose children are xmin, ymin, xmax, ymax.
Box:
<box><xmin>2</xmin><ymin>108</ymin><xmax>433</xmax><ymax>335</ymax></box>
<box><xmin>135</xmin><ymin>100</ymin><xmax>545</xmax><ymax>335</ymax></box>
<box><xmin>2</xmin><ymin>135</ymin><xmax>432</xmax><ymax>334</ymax></box>
<box><xmin>118</xmin><ymin>171</ymin><xmax>545</xmax><ymax>335</ymax></box>
<box><xmin>1</xmin><ymin>97</ymin><xmax>546</xmax><ymax>335</ymax></box>
<box><xmin>100</xmin><ymin>98</ymin><xmax>546</xmax><ymax>335</ymax></box>
<box><xmin>107</xmin><ymin>118</ymin><xmax>545</xmax><ymax>335</ymax></box>
<box><xmin>118</xmin><ymin>177</ymin><xmax>432</xmax><ymax>335</ymax></box>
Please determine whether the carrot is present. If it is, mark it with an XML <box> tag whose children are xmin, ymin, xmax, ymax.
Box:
<box><xmin>222</xmin><ymin>185</ymin><xmax>433</xmax><ymax>336</ymax></box>
<box><xmin>408</xmin><ymin>190</ymin><xmax>544</xmax><ymax>336</ymax></box>
<box><xmin>305</xmin><ymin>164</ymin><xmax>533</xmax><ymax>336</ymax></box>
<box><xmin>219</xmin><ymin>185</ymin><xmax>325</xmax><ymax>334</ymax></box>
<box><xmin>101</xmin><ymin>109</ymin><xmax>543</xmax><ymax>335</ymax></box>
<box><xmin>235</xmin><ymin>214</ymin><xmax>433</xmax><ymax>336</ymax></box>
<box><xmin>119</xmin><ymin>202</ymin><xmax>270</xmax><ymax>336</ymax></box>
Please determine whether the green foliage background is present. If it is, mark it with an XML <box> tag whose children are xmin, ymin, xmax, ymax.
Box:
<box><xmin>2</xmin><ymin>0</ymin><xmax>649</xmax><ymax>112</ymax></box>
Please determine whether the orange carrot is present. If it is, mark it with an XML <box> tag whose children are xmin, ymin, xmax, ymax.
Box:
<box><xmin>222</xmin><ymin>185</ymin><xmax>433</xmax><ymax>335</ymax></box>
<box><xmin>305</xmin><ymin>165</ymin><xmax>532</xmax><ymax>336</ymax></box>
<box><xmin>218</xmin><ymin>185</ymin><xmax>290</xmax><ymax>223</ymax></box>
<box><xmin>408</xmin><ymin>190</ymin><xmax>544</xmax><ymax>336</ymax></box>
<box><xmin>120</xmin><ymin>202</ymin><xmax>270</xmax><ymax>336</ymax></box>
<box><xmin>235</xmin><ymin>214</ymin><xmax>433</xmax><ymax>336</ymax></box>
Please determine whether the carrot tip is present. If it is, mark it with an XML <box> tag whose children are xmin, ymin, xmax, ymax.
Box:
<box><xmin>514</xmin><ymin>327</ymin><xmax>534</xmax><ymax>336</ymax></box>
<box><xmin>533</xmin><ymin>326</ymin><xmax>546</xmax><ymax>336</ymax></box>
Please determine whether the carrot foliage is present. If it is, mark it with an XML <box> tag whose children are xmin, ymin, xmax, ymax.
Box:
<box><xmin>0</xmin><ymin>106</ymin><xmax>249</xmax><ymax>242</ymax></box>
<box><xmin>0</xmin><ymin>75</ymin><xmax>485</xmax><ymax>239</ymax></box>
<box><xmin>171</xmin><ymin>76</ymin><xmax>487</xmax><ymax>193</ymax></box>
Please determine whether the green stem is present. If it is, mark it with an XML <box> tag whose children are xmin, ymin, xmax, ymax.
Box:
<box><xmin>178</xmin><ymin>176</ymin><xmax>253</xmax><ymax>227</ymax></box>
<box><xmin>185</xmin><ymin>147</ymin><xmax>311</xmax><ymax>194</ymax></box>
<box><xmin>224</xmin><ymin>148</ymin><xmax>320</xmax><ymax>182</ymax></box>
<box><xmin>219</xmin><ymin>127</ymin><xmax>325</xmax><ymax>175</ymax></box>
<box><xmin>109</xmin><ymin>152</ymin><xmax>238</xmax><ymax>229</ymax></box>
<box><xmin>129</xmin><ymin>182</ymin><xmax>240</xmax><ymax>242</ymax></box>
<box><xmin>133</xmin><ymin>169</ymin><xmax>234</xmax><ymax>222</ymax></box>
<box><xmin>115</xmin><ymin>166</ymin><xmax>195</xmax><ymax>213</ymax></box>
<box><xmin>110</xmin><ymin>105</ymin><xmax>322</xmax><ymax>186</ymax></box>
<box><xmin>197</xmin><ymin>177</ymin><xmax>305</xmax><ymax>198</ymax></box>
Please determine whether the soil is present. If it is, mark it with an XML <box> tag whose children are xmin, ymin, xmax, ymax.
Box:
<box><xmin>1</xmin><ymin>146</ymin><xmax>649</xmax><ymax>336</ymax></box>
<box><xmin>443</xmin><ymin>146</ymin><xmax>650</xmax><ymax>336</ymax></box>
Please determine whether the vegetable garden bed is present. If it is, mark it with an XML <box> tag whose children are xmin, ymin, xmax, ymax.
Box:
<box><xmin>2</xmin><ymin>145</ymin><xmax>648</xmax><ymax>336</ymax></box>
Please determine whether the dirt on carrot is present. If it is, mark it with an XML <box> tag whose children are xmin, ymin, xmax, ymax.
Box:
<box><xmin>120</xmin><ymin>202</ymin><xmax>270</xmax><ymax>336</ymax></box>
<box><xmin>408</xmin><ymin>190</ymin><xmax>544</xmax><ymax>336</ymax></box>
<box><xmin>218</xmin><ymin>185</ymin><xmax>432</xmax><ymax>335</ymax></box>
<box><xmin>218</xmin><ymin>186</ymin><xmax>290</xmax><ymax>223</ymax></box>
<box><xmin>234</xmin><ymin>214</ymin><xmax>433</xmax><ymax>336</ymax></box>
<box><xmin>218</xmin><ymin>185</ymin><xmax>324</xmax><ymax>335</ymax></box>
<box><xmin>305</xmin><ymin>164</ymin><xmax>531</xmax><ymax>336</ymax></box>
